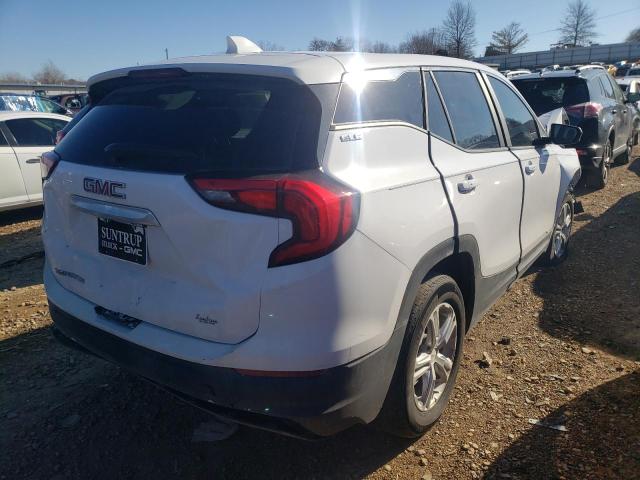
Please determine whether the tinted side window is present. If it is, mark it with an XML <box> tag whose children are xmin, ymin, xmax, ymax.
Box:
<box><xmin>0</xmin><ymin>127</ymin><xmax>7</xmax><ymax>146</ymax></box>
<box><xmin>606</xmin><ymin>76</ymin><xmax>624</xmax><ymax>102</ymax></box>
<box><xmin>5</xmin><ymin>118</ymin><xmax>67</xmax><ymax>146</ymax></box>
<box><xmin>334</xmin><ymin>71</ymin><xmax>424</xmax><ymax>128</ymax></box>
<box><xmin>488</xmin><ymin>77</ymin><xmax>539</xmax><ymax>147</ymax></box>
<box><xmin>433</xmin><ymin>71</ymin><xmax>500</xmax><ymax>150</ymax></box>
<box><xmin>424</xmin><ymin>73</ymin><xmax>453</xmax><ymax>142</ymax></box>
<box><xmin>599</xmin><ymin>76</ymin><xmax>615</xmax><ymax>99</ymax></box>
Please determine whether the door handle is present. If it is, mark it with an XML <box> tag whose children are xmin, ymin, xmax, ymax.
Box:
<box><xmin>457</xmin><ymin>174</ymin><xmax>477</xmax><ymax>194</ymax></box>
<box><xmin>525</xmin><ymin>162</ymin><xmax>537</xmax><ymax>175</ymax></box>
<box><xmin>25</xmin><ymin>158</ymin><xmax>40</xmax><ymax>164</ymax></box>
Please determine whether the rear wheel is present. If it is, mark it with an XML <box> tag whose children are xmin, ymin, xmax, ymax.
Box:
<box><xmin>591</xmin><ymin>139</ymin><xmax>611</xmax><ymax>189</ymax></box>
<box><xmin>541</xmin><ymin>194</ymin><xmax>574</xmax><ymax>266</ymax></box>
<box><xmin>378</xmin><ymin>275</ymin><xmax>465</xmax><ymax>438</ymax></box>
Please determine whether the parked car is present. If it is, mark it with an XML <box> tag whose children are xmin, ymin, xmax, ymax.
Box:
<box><xmin>48</xmin><ymin>94</ymin><xmax>88</xmax><ymax>114</ymax></box>
<box><xmin>0</xmin><ymin>94</ymin><xmax>72</xmax><ymax>116</ymax></box>
<box><xmin>625</xmin><ymin>66</ymin><xmax>640</xmax><ymax>78</ymax></box>
<box><xmin>615</xmin><ymin>78</ymin><xmax>640</xmax><ymax>146</ymax></box>
<box><xmin>615</xmin><ymin>64</ymin><xmax>632</xmax><ymax>77</ymax></box>
<box><xmin>0</xmin><ymin>111</ymin><xmax>69</xmax><ymax>212</ymax></box>
<box><xmin>513</xmin><ymin>68</ymin><xmax>634</xmax><ymax>188</ymax></box>
<box><xmin>44</xmin><ymin>38</ymin><xmax>582</xmax><ymax>439</ymax></box>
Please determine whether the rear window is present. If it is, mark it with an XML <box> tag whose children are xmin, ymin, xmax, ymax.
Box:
<box><xmin>512</xmin><ymin>77</ymin><xmax>590</xmax><ymax>115</ymax></box>
<box><xmin>56</xmin><ymin>73</ymin><xmax>336</xmax><ymax>175</ymax></box>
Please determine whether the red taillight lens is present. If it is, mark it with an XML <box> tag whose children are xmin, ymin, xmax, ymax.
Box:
<box><xmin>565</xmin><ymin>102</ymin><xmax>603</xmax><ymax>118</ymax></box>
<box><xmin>190</xmin><ymin>171</ymin><xmax>360</xmax><ymax>267</ymax></box>
<box><xmin>575</xmin><ymin>148</ymin><xmax>587</xmax><ymax>156</ymax></box>
<box><xmin>55</xmin><ymin>130</ymin><xmax>65</xmax><ymax>144</ymax></box>
<box><xmin>40</xmin><ymin>151</ymin><xmax>60</xmax><ymax>180</ymax></box>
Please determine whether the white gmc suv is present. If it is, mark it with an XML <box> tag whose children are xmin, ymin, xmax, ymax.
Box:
<box><xmin>43</xmin><ymin>38</ymin><xmax>582</xmax><ymax>438</ymax></box>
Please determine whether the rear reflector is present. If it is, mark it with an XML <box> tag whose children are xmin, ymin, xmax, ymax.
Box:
<box><xmin>565</xmin><ymin>102</ymin><xmax>603</xmax><ymax>118</ymax></box>
<box><xmin>190</xmin><ymin>171</ymin><xmax>360</xmax><ymax>267</ymax></box>
<box><xmin>40</xmin><ymin>151</ymin><xmax>60</xmax><ymax>180</ymax></box>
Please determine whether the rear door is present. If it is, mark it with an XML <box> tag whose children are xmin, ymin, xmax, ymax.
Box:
<box><xmin>4</xmin><ymin>116</ymin><xmax>69</xmax><ymax>202</ymax></box>
<box><xmin>43</xmin><ymin>72</ymin><xmax>333</xmax><ymax>344</ymax></box>
<box><xmin>426</xmin><ymin>70</ymin><xmax>523</xmax><ymax>281</ymax></box>
<box><xmin>0</xmin><ymin>126</ymin><xmax>28</xmax><ymax>209</ymax></box>
<box><xmin>484</xmin><ymin>74</ymin><xmax>561</xmax><ymax>269</ymax></box>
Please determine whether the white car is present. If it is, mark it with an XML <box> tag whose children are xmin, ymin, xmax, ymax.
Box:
<box><xmin>44</xmin><ymin>37</ymin><xmax>581</xmax><ymax>438</ymax></box>
<box><xmin>537</xmin><ymin>107</ymin><xmax>569</xmax><ymax>134</ymax></box>
<box><xmin>0</xmin><ymin>111</ymin><xmax>70</xmax><ymax>212</ymax></box>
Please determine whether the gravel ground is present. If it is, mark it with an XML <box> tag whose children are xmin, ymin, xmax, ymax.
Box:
<box><xmin>1</xmin><ymin>152</ymin><xmax>639</xmax><ymax>480</ymax></box>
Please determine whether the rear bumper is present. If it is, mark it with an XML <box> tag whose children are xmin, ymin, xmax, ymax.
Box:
<box><xmin>575</xmin><ymin>144</ymin><xmax>603</xmax><ymax>170</ymax></box>
<box><xmin>49</xmin><ymin>301</ymin><xmax>403</xmax><ymax>438</ymax></box>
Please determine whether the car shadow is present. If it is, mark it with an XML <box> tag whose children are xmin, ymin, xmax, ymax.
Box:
<box><xmin>1</xmin><ymin>332</ymin><xmax>410</xmax><ymax>479</ymax></box>
<box><xmin>0</xmin><ymin>206</ymin><xmax>43</xmax><ymax>227</ymax></box>
<box><xmin>0</xmin><ymin>223</ymin><xmax>44</xmax><ymax>290</ymax></box>
<box><xmin>483</xmin><ymin>371</ymin><xmax>640</xmax><ymax>479</ymax></box>
<box><xmin>531</xmin><ymin>190</ymin><xmax>640</xmax><ymax>360</ymax></box>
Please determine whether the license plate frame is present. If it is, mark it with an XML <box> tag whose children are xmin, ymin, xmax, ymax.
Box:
<box><xmin>98</xmin><ymin>218</ymin><xmax>147</xmax><ymax>265</ymax></box>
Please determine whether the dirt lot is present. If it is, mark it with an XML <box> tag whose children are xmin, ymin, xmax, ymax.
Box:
<box><xmin>1</xmin><ymin>154</ymin><xmax>639</xmax><ymax>480</ymax></box>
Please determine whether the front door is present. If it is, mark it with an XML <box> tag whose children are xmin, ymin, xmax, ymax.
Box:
<box><xmin>0</xmin><ymin>127</ymin><xmax>28</xmax><ymax>209</ymax></box>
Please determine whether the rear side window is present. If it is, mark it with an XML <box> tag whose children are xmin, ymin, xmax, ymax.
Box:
<box><xmin>424</xmin><ymin>73</ymin><xmax>453</xmax><ymax>142</ymax></box>
<box><xmin>334</xmin><ymin>71</ymin><xmax>423</xmax><ymax>128</ymax></box>
<box><xmin>0</xmin><ymin>128</ymin><xmax>7</xmax><ymax>146</ymax></box>
<box><xmin>433</xmin><ymin>71</ymin><xmax>500</xmax><ymax>150</ymax></box>
<box><xmin>488</xmin><ymin>77</ymin><xmax>539</xmax><ymax>147</ymax></box>
<box><xmin>599</xmin><ymin>76</ymin><xmax>615</xmax><ymax>99</ymax></box>
<box><xmin>512</xmin><ymin>77</ymin><xmax>589</xmax><ymax>115</ymax></box>
<box><xmin>57</xmin><ymin>73</ymin><xmax>336</xmax><ymax>175</ymax></box>
<box><xmin>5</xmin><ymin>118</ymin><xmax>67</xmax><ymax>146</ymax></box>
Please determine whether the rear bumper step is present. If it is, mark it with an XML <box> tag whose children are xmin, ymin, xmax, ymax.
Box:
<box><xmin>49</xmin><ymin>302</ymin><xmax>402</xmax><ymax>437</ymax></box>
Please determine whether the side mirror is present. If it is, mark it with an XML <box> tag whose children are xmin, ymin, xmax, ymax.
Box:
<box><xmin>626</xmin><ymin>92</ymin><xmax>640</xmax><ymax>103</ymax></box>
<box><xmin>549</xmin><ymin>123</ymin><xmax>582</xmax><ymax>145</ymax></box>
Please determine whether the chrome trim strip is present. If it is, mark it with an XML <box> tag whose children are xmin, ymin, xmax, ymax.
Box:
<box><xmin>70</xmin><ymin>195</ymin><xmax>160</xmax><ymax>226</ymax></box>
<box><xmin>330</xmin><ymin>121</ymin><xmax>428</xmax><ymax>134</ymax></box>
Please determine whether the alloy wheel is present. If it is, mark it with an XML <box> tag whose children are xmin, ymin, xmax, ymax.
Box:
<box><xmin>413</xmin><ymin>302</ymin><xmax>457</xmax><ymax>412</ymax></box>
<box><xmin>552</xmin><ymin>202</ymin><xmax>572</xmax><ymax>259</ymax></box>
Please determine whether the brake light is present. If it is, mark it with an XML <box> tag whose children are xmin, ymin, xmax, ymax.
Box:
<box><xmin>55</xmin><ymin>130</ymin><xmax>65</xmax><ymax>144</ymax></box>
<box><xmin>575</xmin><ymin>148</ymin><xmax>587</xmax><ymax>156</ymax></box>
<box><xmin>40</xmin><ymin>151</ymin><xmax>60</xmax><ymax>180</ymax></box>
<box><xmin>565</xmin><ymin>102</ymin><xmax>603</xmax><ymax>118</ymax></box>
<box><xmin>190</xmin><ymin>171</ymin><xmax>360</xmax><ymax>267</ymax></box>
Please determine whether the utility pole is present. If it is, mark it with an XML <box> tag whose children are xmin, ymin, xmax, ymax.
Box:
<box><xmin>165</xmin><ymin>48</ymin><xmax>169</xmax><ymax>60</ymax></box>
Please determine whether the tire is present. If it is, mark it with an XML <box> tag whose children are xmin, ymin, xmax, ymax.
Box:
<box><xmin>377</xmin><ymin>274</ymin><xmax>465</xmax><ymax>438</ymax></box>
<box><xmin>591</xmin><ymin>138</ymin><xmax>612</xmax><ymax>189</ymax></box>
<box><xmin>541</xmin><ymin>193</ymin><xmax>574</xmax><ymax>266</ymax></box>
<box><xmin>615</xmin><ymin>139</ymin><xmax>631</xmax><ymax>166</ymax></box>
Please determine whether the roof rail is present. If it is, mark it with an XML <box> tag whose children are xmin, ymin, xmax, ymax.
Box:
<box><xmin>575</xmin><ymin>64</ymin><xmax>605</xmax><ymax>73</ymax></box>
<box><xmin>226</xmin><ymin>36</ymin><xmax>263</xmax><ymax>55</ymax></box>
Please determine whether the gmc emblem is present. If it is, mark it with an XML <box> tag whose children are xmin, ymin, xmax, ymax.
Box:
<box><xmin>83</xmin><ymin>178</ymin><xmax>126</xmax><ymax>199</ymax></box>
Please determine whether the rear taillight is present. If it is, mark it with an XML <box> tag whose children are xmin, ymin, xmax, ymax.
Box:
<box><xmin>55</xmin><ymin>130</ymin><xmax>66</xmax><ymax>144</ymax></box>
<box><xmin>565</xmin><ymin>102</ymin><xmax>603</xmax><ymax>118</ymax></box>
<box><xmin>190</xmin><ymin>171</ymin><xmax>360</xmax><ymax>267</ymax></box>
<box><xmin>40</xmin><ymin>151</ymin><xmax>60</xmax><ymax>180</ymax></box>
<box><xmin>575</xmin><ymin>148</ymin><xmax>587</xmax><ymax>156</ymax></box>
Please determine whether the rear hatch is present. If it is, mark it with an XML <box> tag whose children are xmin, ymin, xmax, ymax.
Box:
<box><xmin>43</xmin><ymin>70</ymin><xmax>336</xmax><ymax>344</ymax></box>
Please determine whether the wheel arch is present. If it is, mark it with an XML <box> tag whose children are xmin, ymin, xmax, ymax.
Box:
<box><xmin>395</xmin><ymin>236</ymin><xmax>481</xmax><ymax>335</ymax></box>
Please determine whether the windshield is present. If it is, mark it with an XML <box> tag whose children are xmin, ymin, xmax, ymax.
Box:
<box><xmin>627</xmin><ymin>68</ymin><xmax>640</xmax><ymax>77</ymax></box>
<box><xmin>511</xmin><ymin>77</ymin><xmax>589</xmax><ymax>115</ymax></box>
<box><xmin>56</xmin><ymin>73</ymin><xmax>337</xmax><ymax>175</ymax></box>
<box><xmin>0</xmin><ymin>95</ymin><xmax>68</xmax><ymax>115</ymax></box>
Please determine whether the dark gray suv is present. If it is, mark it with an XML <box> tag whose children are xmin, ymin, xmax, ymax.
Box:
<box><xmin>513</xmin><ymin>67</ymin><xmax>635</xmax><ymax>188</ymax></box>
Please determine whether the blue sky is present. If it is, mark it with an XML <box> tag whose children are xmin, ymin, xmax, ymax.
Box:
<box><xmin>1</xmin><ymin>0</ymin><xmax>637</xmax><ymax>80</ymax></box>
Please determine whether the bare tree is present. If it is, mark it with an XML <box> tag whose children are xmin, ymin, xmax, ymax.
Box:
<box><xmin>398</xmin><ymin>29</ymin><xmax>447</xmax><ymax>55</ymax></box>
<box><xmin>490</xmin><ymin>22</ymin><xmax>529</xmax><ymax>54</ymax></box>
<box><xmin>308</xmin><ymin>37</ymin><xmax>354</xmax><ymax>52</ymax></box>
<box><xmin>558</xmin><ymin>0</ymin><xmax>597</xmax><ymax>47</ymax></box>
<box><xmin>0</xmin><ymin>72</ymin><xmax>29</xmax><ymax>83</ymax></box>
<box><xmin>363</xmin><ymin>40</ymin><xmax>396</xmax><ymax>53</ymax></box>
<box><xmin>257</xmin><ymin>40</ymin><xmax>285</xmax><ymax>51</ymax></box>
<box><xmin>626</xmin><ymin>27</ymin><xmax>640</xmax><ymax>43</ymax></box>
<box><xmin>33</xmin><ymin>60</ymin><xmax>66</xmax><ymax>84</ymax></box>
<box><xmin>442</xmin><ymin>0</ymin><xmax>477</xmax><ymax>58</ymax></box>
<box><xmin>308</xmin><ymin>38</ymin><xmax>330</xmax><ymax>51</ymax></box>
